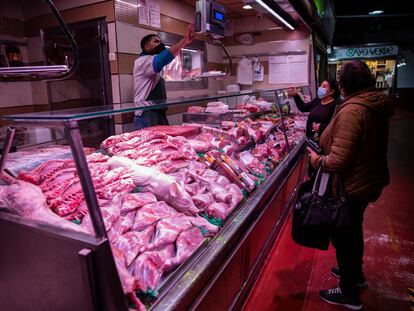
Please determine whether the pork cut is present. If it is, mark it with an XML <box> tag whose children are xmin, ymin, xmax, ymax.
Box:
<box><xmin>164</xmin><ymin>227</ymin><xmax>204</xmax><ymax>271</ymax></box>
<box><xmin>227</xmin><ymin>183</ymin><xmax>243</xmax><ymax>212</ymax></box>
<box><xmin>188</xmin><ymin>215</ymin><xmax>220</xmax><ymax>235</ymax></box>
<box><xmin>132</xmin><ymin>201</ymin><xmax>177</xmax><ymax>231</ymax></box>
<box><xmin>120</xmin><ymin>192</ymin><xmax>157</xmax><ymax>214</ymax></box>
<box><xmin>132</xmin><ymin>244</ymin><xmax>175</xmax><ymax>291</ymax></box>
<box><xmin>114</xmin><ymin>226</ymin><xmax>155</xmax><ymax>266</ymax></box>
<box><xmin>144</xmin><ymin>214</ymin><xmax>193</xmax><ymax>252</ymax></box>
<box><xmin>109</xmin><ymin>156</ymin><xmax>199</xmax><ymax>215</ymax></box>
<box><xmin>111</xmin><ymin>246</ymin><xmax>138</xmax><ymax>294</ymax></box>
<box><xmin>0</xmin><ymin>180</ymin><xmax>87</xmax><ymax>233</ymax></box>
<box><xmin>192</xmin><ymin>193</ymin><xmax>214</xmax><ymax>210</ymax></box>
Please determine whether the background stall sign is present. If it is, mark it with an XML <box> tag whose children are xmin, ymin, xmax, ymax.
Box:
<box><xmin>330</xmin><ymin>45</ymin><xmax>398</xmax><ymax>60</ymax></box>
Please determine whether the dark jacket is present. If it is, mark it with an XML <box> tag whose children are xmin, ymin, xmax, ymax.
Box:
<box><xmin>316</xmin><ymin>89</ymin><xmax>393</xmax><ymax>202</ymax></box>
<box><xmin>293</xmin><ymin>95</ymin><xmax>340</xmax><ymax>140</ymax></box>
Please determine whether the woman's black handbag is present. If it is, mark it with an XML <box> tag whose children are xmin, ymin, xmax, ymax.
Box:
<box><xmin>292</xmin><ymin>166</ymin><xmax>352</xmax><ymax>250</ymax></box>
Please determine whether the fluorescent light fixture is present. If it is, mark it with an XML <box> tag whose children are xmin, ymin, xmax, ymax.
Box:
<box><xmin>166</xmin><ymin>46</ymin><xmax>199</xmax><ymax>53</ymax></box>
<box><xmin>243</xmin><ymin>4</ymin><xmax>253</xmax><ymax>10</ymax></box>
<box><xmin>254</xmin><ymin>0</ymin><xmax>295</xmax><ymax>30</ymax></box>
<box><xmin>368</xmin><ymin>10</ymin><xmax>384</xmax><ymax>15</ymax></box>
<box><xmin>116</xmin><ymin>0</ymin><xmax>141</xmax><ymax>8</ymax></box>
<box><xmin>181</xmin><ymin>48</ymin><xmax>199</xmax><ymax>53</ymax></box>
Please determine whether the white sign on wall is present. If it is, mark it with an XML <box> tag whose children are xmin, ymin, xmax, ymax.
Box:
<box><xmin>269</xmin><ymin>54</ymin><xmax>308</xmax><ymax>84</ymax></box>
<box><xmin>138</xmin><ymin>0</ymin><xmax>150</xmax><ymax>26</ymax></box>
<box><xmin>149</xmin><ymin>0</ymin><xmax>161</xmax><ymax>29</ymax></box>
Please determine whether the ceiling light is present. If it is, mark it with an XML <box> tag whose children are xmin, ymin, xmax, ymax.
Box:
<box><xmin>243</xmin><ymin>4</ymin><xmax>253</xmax><ymax>10</ymax></box>
<box><xmin>116</xmin><ymin>0</ymin><xmax>141</xmax><ymax>8</ymax></box>
<box><xmin>368</xmin><ymin>10</ymin><xmax>384</xmax><ymax>15</ymax></box>
<box><xmin>254</xmin><ymin>0</ymin><xmax>295</xmax><ymax>30</ymax></box>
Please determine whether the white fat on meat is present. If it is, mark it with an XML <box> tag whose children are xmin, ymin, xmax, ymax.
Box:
<box><xmin>0</xmin><ymin>180</ymin><xmax>88</xmax><ymax>234</ymax></box>
<box><xmin>109</xmin><ymin>156</ymin><xmax>199</xmax><ymax>215</ymax></box>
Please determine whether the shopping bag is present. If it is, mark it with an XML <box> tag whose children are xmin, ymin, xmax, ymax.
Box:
<box><xmin>291</xmin><ymin>167</ymin><xmax>352</xmax><ymax>250</ymax></box>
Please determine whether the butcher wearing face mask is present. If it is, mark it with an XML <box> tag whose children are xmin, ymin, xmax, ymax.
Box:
<box><xmin>288</xmin><ymin>79</ymin><xmax>342</xmax><ymax>142</ymax></box>
<box><xmin>133</xmin><ymin>25</ymin><xmax>196</xmax><ymax>129</ymax></box>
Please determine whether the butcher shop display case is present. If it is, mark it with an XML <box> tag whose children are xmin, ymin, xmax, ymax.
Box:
<box><xmin>0</xmin><ymin>86</ymin><xmax>309</xmax><ymax>311</ymax></box>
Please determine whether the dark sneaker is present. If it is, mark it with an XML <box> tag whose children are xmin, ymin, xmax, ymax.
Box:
<box><xmin>331</xmin><ymin>267</ymin><xmax>368</xmax><ymax>288</ymax></box>
<box><xmin>319</xmin><ymin>287</ymin><xmax>363</xmax><ymax>310</ymax></box>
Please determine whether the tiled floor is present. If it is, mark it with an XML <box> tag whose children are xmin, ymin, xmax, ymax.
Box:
<box><xmin>243</xmin><ymin>103</ymin><xmax>414</xmax><ymax>311</ymax></box>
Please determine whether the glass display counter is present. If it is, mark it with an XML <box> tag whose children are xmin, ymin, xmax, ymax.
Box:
<box><xmin>0</xmin><ymin>87</ymin><xmax>309</xmax><ymax>310</ymax></box>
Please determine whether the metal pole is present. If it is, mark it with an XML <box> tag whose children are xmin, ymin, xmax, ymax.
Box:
<box><xmin>275</xmin><ymin>90</ymin><xmax>291</xmax><ymax>153</ymax></box>
<box><xmin>0</xmin><ymin>127</ymin><xmax>16</xmax><ymax>177</ymax></box>
<box><xmin>65</xmin><ymin>120</ymin><xmax>107</xmax><ymax>239</ymax></box>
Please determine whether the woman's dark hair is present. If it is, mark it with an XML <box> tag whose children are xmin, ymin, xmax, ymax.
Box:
<box><xmin>140</xmin><ymin>34</ymin><xmax>157</xmax><ymax>52</ymax></box>
<box><xmin>325</xmin><ymin>78</ymin><xmax>340</xmax><ymax>99</ymax></box>
<box><xmin>339</xmin><ymin>60</ymin><xmax>375</xmax><ymax>97</ymax></box>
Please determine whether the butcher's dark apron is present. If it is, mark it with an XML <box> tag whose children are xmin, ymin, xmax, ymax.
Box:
<box><xmin>134</xmin><ymin>78</ymin><xmax>169</xmax><ymax>129</ymax></box>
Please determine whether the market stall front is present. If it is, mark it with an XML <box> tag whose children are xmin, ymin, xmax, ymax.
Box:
<box><xmin>328</xmin><ymin>44</ymin><xmax>399</xmax><ymax>95</ymax></box>
<box><xmin>0</xmin><ymin>87</ymin><xmax>309</xmax><ymax>310</ymax></box>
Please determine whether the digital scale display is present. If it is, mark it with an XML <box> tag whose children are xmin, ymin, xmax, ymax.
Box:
<box><xmin>213</xmin><ymin>10</ymin><xmax>225</xmax><ymax>22</ymax></box>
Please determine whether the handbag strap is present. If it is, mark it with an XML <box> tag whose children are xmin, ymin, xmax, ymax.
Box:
<box><xmin>311</xmin><ymin>166</ymin><xmax>323</xmax><ymax>193</ymax></box>
<box><xmin>312</xmin><ymin>160</ymin><xmax>346</xmax><ymax>198</ymax></box>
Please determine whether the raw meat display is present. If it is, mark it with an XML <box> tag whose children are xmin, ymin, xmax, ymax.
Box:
<box><xmin>144</xmin><ymin>214</ymin><xmax>193</xmax><ymax>252</ymax></box>
<box><xmin>188</xmin><ymin>106</ymin><xmax>205</xmax><ymax>113</ymax></box>
<box><xmin>114</xmin><ymin>226</ymin><xmax>155</xmax><ymax>266</ymax></box>
<box><xmin>164</xmin><ymin>227</ymin><xmax>204</xmax><ymax>270</ymax></box>
<box><xmin>109</xmin><ymin>156</ymin><xmax>199</xmax><ymax>215</ymax></box>
<box><xmin>2</xmin><ymin>105</ymin><xmax>307</xmax><ymax>309</ymax></box>
<box><xmin>162</xmin><ymin>56</ymin><xmax>182</xmax><ymax>81</ymax></box>
<box><xmin>205</xmin><ymin>101</ymin><xmax>229</xmax><ymax>114</ymax></box>
<box><xmin>132</xmin><ymin>201</ymin><xmax>177</xmax><ymax>231</ymax></box>
<box><xmin>101</xmin><ymin>129</ymin><xmax>199</xmax><ymax>173</ymax></box>
<box><xmin>16</xmin><ymin>153</ymin><xmax>135</xmax><ymax>221</ymax></box>
<box><xmin>0</xmin><ymin>180</ymin><xmax>88</xmax><ymax>234</ymax></box>
<box><xmin>132</xmin><ymin>244</ymin><xmax>175</xmax><ymax>291</ymax></box>
<box><xmin>111</xmin><ymin>245</ymin><xmax>139</xmax><ymax>294</ymax></box>
<box><xmin>187</xmin><ymin>139</ymin><xmax>212</xmax><ymax>153</ymax></box>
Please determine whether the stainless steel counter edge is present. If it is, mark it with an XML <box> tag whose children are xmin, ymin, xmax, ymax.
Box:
<box><xmin>152</xmin><ymin>138</ymin><xmax>306</xmax><ymax>310</ymax></box>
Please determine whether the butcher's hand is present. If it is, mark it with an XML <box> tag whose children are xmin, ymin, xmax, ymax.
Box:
<box><xmin>185</xmin><ymin>24</ymin><xmax>196</xmax><ymax>45</ymax></box>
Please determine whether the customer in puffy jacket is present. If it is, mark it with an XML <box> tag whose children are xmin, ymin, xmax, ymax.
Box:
<box><xmin>308</xmin><ymin>60</ymin><xmax>393</xmax><ymax>310</ymax></box>
<box><xmin>288</xmin><ymin>79</ymin><xmax>342</xmax><ymax>142</ymax></box>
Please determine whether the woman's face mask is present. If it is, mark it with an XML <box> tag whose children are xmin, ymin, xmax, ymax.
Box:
<box><xmin>317</xmin><ymin>87</ymin><xmax>328</xmax><ymax>98</ymax></box>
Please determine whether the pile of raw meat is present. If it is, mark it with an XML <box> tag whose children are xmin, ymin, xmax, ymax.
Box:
<box><xmin>17</xmin><ymin>153</ymin><xmax>135</xmax><ymax>221</ymax></box>
<box><xmin>3</xmin><ymin>115</ymin><xmax>305</xmax><ymax>310</ymax></box>
<box><xmin>101</xmin><ymin>129</ymin><xmax>197</xmax><ymax>174</ymax></box>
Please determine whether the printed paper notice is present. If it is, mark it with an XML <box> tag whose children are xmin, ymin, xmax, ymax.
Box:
<box><xmin>138</xmin><ymin>0</ymin><xmax>150</xmax><ymax>26</ymax></box>
<box><xmin>269</xmin><ymin>54</ymin><xmax>308</xmax><ymax>84</ymax></box>
<box><xmin>149</xmin><ymin>0</ymin><xmax>161</xmax><ymax>29</ymax></box>
<box><xmin>269</xmin><ymin>56</ymin><xmax>288</xmax><ymax>84</ymax></box>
